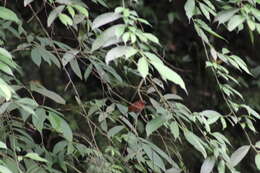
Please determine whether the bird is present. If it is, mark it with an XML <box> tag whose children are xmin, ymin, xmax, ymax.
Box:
<box><xmin>128</xmin><ymin>100</ymin><xmax>146</xmax><ymax>113</ymax></box>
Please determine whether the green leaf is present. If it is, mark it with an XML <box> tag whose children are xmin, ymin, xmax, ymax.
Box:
<box><xmin>92</xmin><ymin>24</ymin><xmax>124</xmax><ymax>51</ymax></box>
<box><xmin>144</xmin><ymin>52</ymin><xmax>163</xmax><ymax>64</ymax></box>
<box><xmin>255</xmin><ymin>141</ymin><xmax>260</xmax><ymax>149</ymax></box>
<box><xmin>164</xmin><ymin>93</ymin><xmax>183</xmax><ymax>101</ymax></box>
<box><xmin>67</xmin><ymin>6</ymin><xmax>75</xmax><ymax>17</ymax></box>
<box><xmin>217</xmin><ymin>160</ymin><xmax>225</xmax><ymax>173</ymax></box>
<box><xmin>31</xmin><ymin>84</ymin><xmax>66</xmax><ymax>104</ymax></box>
<box><xmin>105</xmin><ymin>46</ymin><xmax>137</xmax><ymax>64</ymax></box>
<box><xmin>0</xmin><ymin>102</ymin><xmax>10</xmax><ymax>115</ymax></box>
<box><xmin>196</xmin><ymin>19</ymin><xmax>226</xmax><ymax>41</ymax></box>
<box><xmin>48</xmin><ymin>112</ymin><xmax>73</xmax><ymax>142</ymax></box>
<box><xmin>255</xmin><ymin>154</ymin><xmax>260</xmax><ymax>170</ymax></box>
<box><xmin>0</xmin><ymin>141</ymin><xmax>7</xmax><ymax>149</ymax></box>
<box><xmin>16</xmin><ymin>98</ymin><xmax>38</xmax><ymax>107</ymax></box>
<box><xmin>150</xmin><ymin>61</ymin><xmax>187</xmax><ymax>93</ymax></box>
<box><xmin>115</xmin><ymin>25</ymin><xmax>125</xmax><ymax>38</ymax></box>
<box><xmin>92</xmin><ymin>12</ymin><xmax>122</xmax><ymax>29</ymax></box>
<box><xmin>31</xmin><ymin>47</ymin><xmax>42</xmax><ymax>66</ymax></box>
<box><xmin>200</xmin><ymin>110</ymin><xmax>221</xmax><ymax>125</ymax></box>
<box><xmin>24</xmin><ymin>0</ymin><xmax>34</xmax><ymax>7</ymax></box>
<box><xmin>120</xmin><ymin>116</ymin><xmax>138</xmax><ymax>135</ymax></box>
<box><xmin>0</xmin><ymin>165</ymin><xmax>12</xmax><ymax>173</ymax></box>
<box><xmin>229</xmin><ymin>145</ymin><xmax>250</xmax><ymax>167</ymax></box>
<box><xmin>247</xmin><ymin>19</ymin><xmax>255</xmax><ymax>31</ymax></box>
<box><xmin>202</xmin><ymin>0</ymin><xmax>215</xmax><ymax>11</ymax></box>
<box><xmin>199</xmin><ymin>3</ymin><xmax>210</xmax><ymax>20</ymax></box>
<box><xmin>0</xmin><ymin>78</ymin><xmax>13</xmax><ymax>101</ymax></box>
<box><xmin>107</xmin><ymin>125</ymin><xmax>124</xmax><ymax>137</ymax></box>
<box><xmin>0</xmin><ymin>47</ymin><xmax>12</xmax><ymax>59</ymax></box>
<box><xmin>212</xmin><ymin>132</ymin><xmax>231</xmax><ymax>146</ymax></box>
<box><xmin>84</xmin><ymin>64</ymin><xmax>93</xmax><ymax>81</ymax></box>
<box><xmin>170</xmin><ymin>121</ymin><xmax>179</xmax><ymax>139</ymax></box>
<box><xmin>32</xmin><ymin>47</ymin><xmax>60</xmax><ymax>67</ymax></box>
<box><xmin>252</xmin><ymin>8</ymin><xmax>260</xmax><ymax>22</ymax></box>
<box><xmin>146</xmin><ymin>115</ymin><xmax>170</xmax><ymax>137</ymax></box>
<box><xmin>241</xmin><ymin>105</ymin><xmax>260</xmax><ymax>120</ymax></box>
<box><xmin>32</xmin><ymin>108</ymin><xmax>47</xmax><ymax>133</ymax></box>
<box><xmin>0</xmin><ymin>7</ymin><xmax>20</xmax><ymax>23</ymax></box>
<box><xmin>130</xmin><ymin>33</ymin><xmax>137</xmax><ymax>43</ymax></box>
<box><xmin>230</xmin><ymin>55</ymin><xmax>251</xmax><ymax>74</ymax></box>
<box><xmin>0</xmin><ymin>62</ymin><xmax>14</xmax><ymax>76</ymax></box>
<box><xmin>227</xmin><ymin>15</ymin><xmax>245</xmax><ymax>31</ymax></box>
<box><xmin>18</xmin><ymin>104</ymin><xmax>35</xmax><ymax>115</ymax></box>
<box><xmin>141</xmin><ymin>139</ymin><xmax>178</xmax><ymax>168</ymax></box>
<box><xmin>184</xmin><ymin>130</ymin><xmax>207</xmax><ymax>158</ymax></box>
<box><xmin>246</xmin><ymin>118</ymin><xmax>256</xmax><ymax>132</ymax></box>
<box><xmin>166</xmin><ymin>168</ymin><xmax>181</xmax><ymax>173</ymax></box>
<box><xmin>122</xmin><ymin>32</ymin><xmax>130</xmax><ymax>43</ymax></box>
<box><xmin>62</xmin><ymin>50</ymin><xmax>79</xmax><ymax>66</ymax></box>
<box><xmin>214</xmin><ymin>9</ymin><xmax>239</xmax><ymax>24</ymax></box>
<box><xmin>184</xmin><ymin>0</ymin><xmax>195</xmax><ymax>20</ymax></box>
<box><xmin>48</xmin><ymin>112</ymin><xmax>61</xmax><ymax>130</ymax></box>
<box><xmin>71</xmin><ymin>4</ymin><xmax>89</xmax><ymax>17</ymax></box>
<box><xmin>137</xmin><ymin>57</ymin><xmax>149</xmax><ymax>78</ymax></box>
<box><xmin>200</xmin><ymin>157</ymin><xmax>215</xmax><ymax>173</ymax></box>
<box><xmin>70</xmin><ymin>58</ymin><xmax>82</xmax><ymax>79</ymax></box>
<box><xmin>143</xmin><ymin>33</ymin><xmax>160</xmax><ymax>45</ymax></box>
<box><xmin>91</xmin><ymin>61</ymin><xmax>110</xmax><ymax>83</ymax></box>
<box><xmin>103</xmin><ymin>37</ymin><xmax>123</xmax><ymax>49</ymax></box>
<box><xmin>25</xmin><ymin>152</ymin><xmax>48</xmax><ymax>163</ymax></box>
<box><xmin>15</xmin><ymin>98</ymin><xmax>38</xmax><ymax>115</ymax></box>
<box><xmin>143</xmin><ymin>144</ymin><xmax>166</xmax><ymax>171</ymax></box>
<box><xmin>194</xmin><ymin>24</ymin><xmax>209</xmax><ymax>43</ymax></box>
<box><xmin>58</xmin><ymin>13</ymin><xmax>73</xmax><ymax>26</ymax></box>
<box><xmin>220</xmin><ymin>117</ymin><xmax>226</xmax><ymax>130</ymax></box>
<box><xmin>47</xmin><ymin>5</ymin><xmax>65</xmax><ymax>27</ymax></box>
<box><xmin>56</xmin><ymin>0</ymin><xmax>72</xmax><ymax>4</ymax></box>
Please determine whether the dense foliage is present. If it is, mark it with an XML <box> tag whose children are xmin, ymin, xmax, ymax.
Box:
<box><xmin>0</xmin><ymin>0</ymin><xmax>260</xmax><ymax>172</ymax></box>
